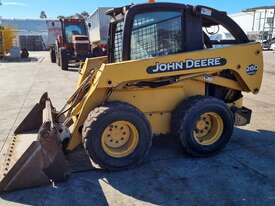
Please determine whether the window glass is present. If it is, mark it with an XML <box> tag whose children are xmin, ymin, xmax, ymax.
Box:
<box><xmin>203</xmin><ymin>25</ymin><xmax>235</xmax><ymax>48</ymax></box>
<box><xmin>131</xmin><ymin>11</ymin><xmax>183</xmax><ymax>60</ymax></box>
<box><xmin>64</xmin><ymin>23</ymin><xmax>87</xmax><ymax>43</ymax></box>
<box><xmin>113</xmin><ymin>21</ymin><xmax>124</xmax><ymax>62</ymax></box>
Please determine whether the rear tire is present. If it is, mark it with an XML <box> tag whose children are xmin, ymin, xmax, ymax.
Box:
<box><xmin>57</xmin><ymin>51</ymin><xmax>61</xmax><ymax>66</ymax></box>
<box><xmin>82</xmin><ymin>102</ymin><xmax>152</xmax><ymax>170</ymax></box>
<box><xmin>50</xmin><ymin>48</ymin><xmax>56</xmax><ymax>63</ymax></box>
<box><xmin>171</xmin><ymin>96</ymin><xmax>234</xmax><ymax>156</ymax></box>
<box><xmin>60</xmin><ymin>48</ymin><xmax>68</xmax><ymax>70</ymax></box>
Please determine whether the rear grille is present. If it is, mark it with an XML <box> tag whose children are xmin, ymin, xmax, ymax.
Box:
<box><xmin>74</xmin><ymin>36</ymin><xmax>89</xmax><ymax>41</ymax></box>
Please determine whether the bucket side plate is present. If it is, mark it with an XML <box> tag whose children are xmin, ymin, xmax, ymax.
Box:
<box><xmin>0</xmin><ymin>135</ymin><xmax>49</xmax><ymax>192</ymax></box>
<box><xmin>0</xmin><ymin>94</ymin><xmax>69</xmax><ymax>193</ymax></box>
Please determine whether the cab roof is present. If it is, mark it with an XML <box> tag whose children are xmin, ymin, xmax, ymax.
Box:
<box><xmin>105</xmin><ymin>2</ymin><xmax>227</xmax><ymax>27</ymax></box>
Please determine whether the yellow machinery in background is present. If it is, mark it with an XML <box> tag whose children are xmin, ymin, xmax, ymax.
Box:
<box><xmin>0</xmin><ymin>26</ymin><xmax>16</xmax><ymax>57</ymax></box>
<box><xmin>0</xmin><ymin>2</ymin><xmax>263</xmax><ymax>192</ymax></box>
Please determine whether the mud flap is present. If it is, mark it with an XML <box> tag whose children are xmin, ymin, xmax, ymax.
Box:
<box><xmin>0</xmin><ymin>93</ymin><xmax>70</xmax><ymax>193</ymax></box>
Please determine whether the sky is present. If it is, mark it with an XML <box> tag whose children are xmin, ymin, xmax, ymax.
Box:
<box><xmin>0</xmin><ymin>0</ymin><xmax>274</xmax><ymax>19</ymax></box>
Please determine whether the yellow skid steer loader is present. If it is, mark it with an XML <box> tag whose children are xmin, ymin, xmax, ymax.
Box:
<box><xmin>0</xmin><ymin>2</ymin><xmax>263</xmax><ymax>192</ymax></box>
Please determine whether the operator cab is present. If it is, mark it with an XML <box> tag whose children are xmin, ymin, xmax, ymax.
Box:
<box><xmin>106</xmin><ymin>3</ymin><xmax>249</xmax><ymax>63</ymax></box>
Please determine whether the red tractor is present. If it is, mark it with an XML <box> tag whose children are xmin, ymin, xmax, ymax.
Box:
<box><xmin>50</xmin><ymin>18</ymin><xmax>92</xmax><ymax>70</ymax></box>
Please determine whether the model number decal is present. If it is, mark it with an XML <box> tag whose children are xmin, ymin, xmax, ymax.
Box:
<box><xmin>147</xmin><ymin>57</ymin><xmax>227</xmax><ymax>74</ymax></box>
<box><xmin>246</xmin><ymin>64</ymin><xmax>258</xmax><ymax>75</ymax></box>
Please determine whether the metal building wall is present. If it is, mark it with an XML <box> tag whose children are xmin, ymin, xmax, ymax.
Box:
<box><xmin>87</xmin><ymin>7</ymin><xmax>111</xmax><ymax>44</ymax></box>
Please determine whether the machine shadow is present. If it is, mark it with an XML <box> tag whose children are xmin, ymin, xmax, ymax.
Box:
<box><xmin>0</xmin><ymin>57</ymin><xmax>40</xmax><ymax>63</ymax></box>
<box><xmin>1</xmin><ymin>128</ymin><xmax>275</xmax><ymax>206</ymax></box>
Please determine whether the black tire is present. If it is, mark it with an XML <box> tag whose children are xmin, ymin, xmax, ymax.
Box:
<box><xmin>82</xmin><ymin>102</ymin><xmax>152</xmax><ymax>170</ymax></box>
<box><xmin>171</xmin><ymin>96</ymin><xmax>234</xmax><ymax>156</ymax></box>
<box><xmin>60</xmin><ymin>48</ymin><xmax>68</xmax><ymax>70</ymax></box>
<box><xmin>50</xmin><ymin>48</ymin><xmax>56</xmax><ymax>63</ymax></box>
<box><xmin>171</xmin><ymin>96</ymin><xmax>205</xmax><ymax>138</ymax></box>
<box><xmin>56</xmin><ymin>51</ymin><xmax>61</xmax><ymax>66</ymax></box>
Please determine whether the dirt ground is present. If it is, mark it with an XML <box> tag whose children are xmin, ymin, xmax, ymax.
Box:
<box><xmin>0</xmin><ymin>51</ymin><xmax>274</xmax><ymax>206</ymax></box>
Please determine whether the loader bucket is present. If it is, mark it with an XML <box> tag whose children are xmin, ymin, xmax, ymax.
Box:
<box><xmin>0</xmin><ymin>93</ymin><xmax>70</xmax><ymax>193</ymax></box>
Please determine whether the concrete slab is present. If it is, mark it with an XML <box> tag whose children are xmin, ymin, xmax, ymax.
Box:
<box><xmin>0</xmin><ymin>51</ymin><xmax>274</xmax><ymax>206</ymax></box>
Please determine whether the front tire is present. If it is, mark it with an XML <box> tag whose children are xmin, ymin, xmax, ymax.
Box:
<box><xmin>56</xmin><ymin>50</ymin><xmax>61</xmax><ymax>66</ymax></box>
<box><xmin>82</xmin><ymin>102</ymin><xmax>152</xmax><ymax>170</ymax></box>
<box><xmin>60</xmin><ymin>48</ymin><xmax>68</xmax><ymax>70</ymax></box>
<box><xmin>50</xmin><ymin>48</ymin><xmax>56</xmax><ymax>63</ymax></box>
<box><xmin>171</xmin><ymin>96</ymin><xmax>234</xmax><ymax>156</ymax></box>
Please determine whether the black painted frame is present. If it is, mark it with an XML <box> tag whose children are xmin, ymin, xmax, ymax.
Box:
<box><xmin>122</xmin><ymin>3</ymin><xmax>187</xmax><ymax>61</ymax></box>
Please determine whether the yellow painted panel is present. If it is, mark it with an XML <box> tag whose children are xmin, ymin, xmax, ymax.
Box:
<box><xmin>145</xmin><ymin>112</ymin><xmax>171</xmax><ymax>135</ymax></box>
<box><xmin>109</xmin><ymin>79</ymin><xmax>205</xmax><ymax>113</ymax></box>
<box><xmin>77</xmin><ymin>56</ymin><xmax>107</xmax><ymax>87</ymax></box>
<box><xmin>98</xmin><ymin>43</ymin><xmax>263</xmax><ymax>93</ymax></box>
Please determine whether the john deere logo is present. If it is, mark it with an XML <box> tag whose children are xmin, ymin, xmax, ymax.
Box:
<box><xmin>147</xmin><ymin>57</ymin><xmax>227</xmax><ymax>74</ymax></box>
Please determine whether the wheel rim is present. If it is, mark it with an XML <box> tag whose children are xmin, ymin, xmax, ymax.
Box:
<box><xmin>101</xmin><ymin>121</ymin><xmax>139</xmax><ymax>158</ymax></box>
<box><xmin>193</xmin><ymin>112</ymin><xmax>224</xmax><ymax>146</ymax></box>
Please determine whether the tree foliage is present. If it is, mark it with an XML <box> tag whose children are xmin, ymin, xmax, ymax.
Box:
<box><xmin>57</xmin><ymin>11</ymin><xmax>90</xmax><ymax>19</ymax></box>
<box><xmin>40</xmin><ymin>11</ymin><xmax>47</xmax><ymax>19</ymax></box>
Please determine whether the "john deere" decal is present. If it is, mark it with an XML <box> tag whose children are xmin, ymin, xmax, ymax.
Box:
<box><xmin>147</xmin><ymin>57</ymin><xmax>227</xmax><ymax>74</ymax></box>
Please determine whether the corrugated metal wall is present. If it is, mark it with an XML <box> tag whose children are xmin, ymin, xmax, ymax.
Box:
<box><xmin>19</xmin><ymin>35</ymin><xmax>46</xmax><ymax>51</ymax></box>
<box><xmin>98</xmin><ymin>8</ymin><xmax>111</xmax><ymax>44</ymax></box>
<box><xmin>2</xmin><ymin>19</ymin><xmax>49</xmax><ymax>51</ymax></box>
<box><xmin>87</xmin><ymin>7</ymin><xmax>111</xmax><ymax>44</ymax></box>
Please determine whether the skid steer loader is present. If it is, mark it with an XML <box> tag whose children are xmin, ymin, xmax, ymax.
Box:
<box><xmin>0</xmin><ymin>2</ymin><xmax>263</xmax><ymax>192</ymax></box>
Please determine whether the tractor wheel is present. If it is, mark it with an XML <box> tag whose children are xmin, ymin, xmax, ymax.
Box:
<box><xmin>60</xmin><ymin>49</ymin><xmax>68</xmax><ymax>70</ymax></box>
<box><xmin>171</xmin><ymin>96</ymin><xmax>234</xmax><ymax>157</ymax></box>
<box><xmin>56</xmin><ymin>51</ymin><xmax>61</xmax><ymax>66</ymax></box>
<box><xmin>50</xmin><ymin>48</ymin><xmax>56</xmax><ymax>63</ymax></box>
<box><xmin>82</xmin><ymin>102</ymin><xmax>152</xmax><ymax>170</ymax></box>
